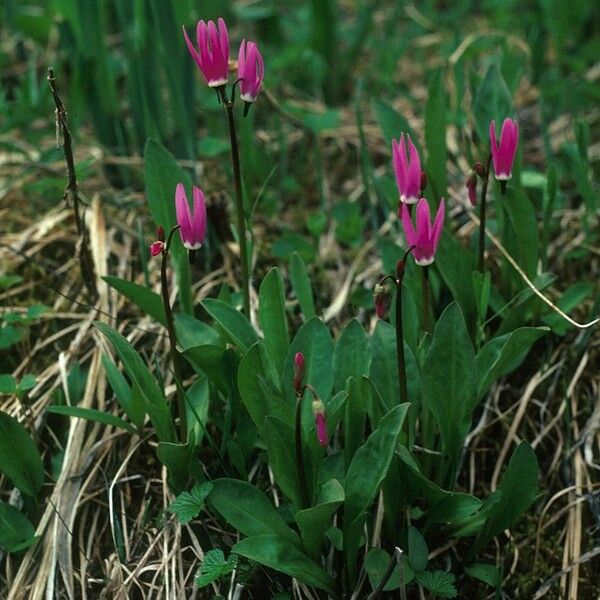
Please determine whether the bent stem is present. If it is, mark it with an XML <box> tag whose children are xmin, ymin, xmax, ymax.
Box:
<box><xmin>421</xmin><ymin>266</ymin><xmax>432</xmax><ymax>334</ymax></box>
<box><xmin>477</xmin><ymin>153</ymin><xmax>492</xmax><ymax>273</ymax></box>
<box><xmin>160</xmin><ymin>225</ymin><xmax>187</xmax><ymax>442</ymax></box>
<box><xmin>294</xmin><ymin>393</ymin><xmax>310</xmax><ymax>509</ymax></box>
<box><xmin>222</xmin><ymin>88</ymin><xmax>251</xmax><ymax>317</ymax></box>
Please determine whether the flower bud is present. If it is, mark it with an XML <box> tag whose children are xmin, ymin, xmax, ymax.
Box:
<box><xmin>466</xmin><ymin>173</ymin><xmax>477</xmax><ymax>206</ymax></box>
<box><xmin>420</xmin><ymin>171</ymin><xmax>428</xmax><ymax>194</ymax></box>
<box><xmin>157</xmin><ymin>225</ymin><xmax>165</xmax><ymax>242</ymax></box>
<box><xmin>473</xmin><ymin>162</ymin><xmax>485</xmax><ymax>179</ymax></box>
<box><xmin>312</xmin><ymin>399</ymin><xmax>328</xmax><ymax>447</ymax></box>
<box><xmin>293</xmin><ymin>352</ymin><xmax>305</xmax><ymax>396</ymax></box>
<box><xmin>374</xmin><ymin>283</ymin><xmax>390</xmax><ymax>319</ymax></box>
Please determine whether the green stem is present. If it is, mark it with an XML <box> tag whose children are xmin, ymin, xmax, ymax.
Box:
<box><xmin>161</xmin><ymin>226</ymin><xmax>187</xmax><ymax>443</ymax></box>
<box><xmin>395</xmin><ymin>281</ymin><xmax>412</xmax><ymax>448</ymax></box>
<box><xmin>422</xmin><ymin>266</ymin><xmax>432</xmax><ymax>334</ymax></box>
<box><xmin>477</xmin><ymin>153</ymin><xmax>492</xmax><ymax>273</ymax></box>
<box><xmin>224</xmin><ymin>93</ymin><xmax>251</xmax><ymax>317</ymax></box>
<box><xmin>294</xmin><ymin>395</ymin><xmax>310</xmax><ymax>509</ymax></box>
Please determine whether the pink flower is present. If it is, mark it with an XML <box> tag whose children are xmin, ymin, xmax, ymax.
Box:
<box><xmin>183</xmin><ymin>18</ymin><xmax>230</xmax><ymax>87</ymax></box>
<box><xmin>400</xmin><ymin>198</ymin><xmax>445</xmax><ymax>266</ymax></box>
<box><xmin>150</xmin><ymin>241</ymin><xmax>165</xmax><ymax>257</ymax></box>
<box><xmin>293</xmin><ymin>352</ymin><xmax>305</xmax><ymax>396</ymax></box>
<box><xmin>392</xmin><ymin>134</ymin><xmax>421</xmax><ymax>205</ymax></box>
<box><xmin>489</xmin><ymin>118</ymin><xmax>519</xmax><ymax>181</ymax></box>
<box><xmin>312</xmin><ymin>400</ymin><xmax>328</xmax><ymax>448</ymax></box>
<box><xmin>175</xmin><ymin>183</ymin><xmax>207</xmax><ymax>250</ymax></box>
<box><xmin>238</xmin><ymin>40</ymin><xmax>264</xmax><ymax>103</ymax></box>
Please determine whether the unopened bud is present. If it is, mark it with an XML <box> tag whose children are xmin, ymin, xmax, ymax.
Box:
<box><xmin>312</xmin><ymin>399</ymin><xmax>328</xmax><ymax>447</ymax></box>
<box><xmin>293</xmin><ymin>352</ymin><xmax>305</xmax><ymax>396</ymax></box>
<box><xmin>466</xmin><ymin>174</ymin><xmax>477</xmax><ymax>206</ymax></box>
<box><xmin>473</xmin><ymin>162</ymin><xmax>485</xmax><ymax>179</ymax></box>
<box><xmin>157</xmin><ymin>225</ymin><xmax>165</xmax><ymax>242</ymax></box>
<box><xmin>374</xmin><ymin>283</ymin><xmax>390</xmax><ymax>319</ymax></box>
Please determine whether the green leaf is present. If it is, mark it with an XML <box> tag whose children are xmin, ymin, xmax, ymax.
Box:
<box><xmin>174</xmin><ymin>313</ymin><xmax>221</xmax><ymax>350</ymax></box>
<box><xmin>289</xmin><ymin>252</ymin><xmax>316</xmax><ymax>320</ymax></box>
<box><xmin>429</xmin><ymin>493</ymin><xmax>482</xmax><ymax>524</ymax></box>
<box><xmin>475</xmin><ymin>327</ymin><xmax>548</xmax><ymax>400</ymax></box>
<box><xmin>259</xmin><ymin>268</ymin><xmax>289</xmax><ymax>374</ymax></box>
<box><xmin>465</xmin><ymin>563</ymin><xmax>501</xmax><ymax>587</ymax></box>
<box><xmin>202</xmin><ymin>298</ymin><xmax>258</xmax><ymax>352</ymax></box>
<box><xmin>157</xmin><ymin>434</ymin><xmax>201</xmax><ymax>494</ymax></box>
<box><xmin>368</xmin><ymin>320</ymin><xmax>399</xmax><ymax>412</ymax></box>
<box><xmin>168</xmin><ymin>482</ymin><xmax>213</xmax><ymax>524</ymax></box>
<box><xmin>283</xmin><ymin>317</ymin><xmax>334</xmax><ymax>402</ymax></box>
<box><xmin>0</xmin><ymin>374</ymin><xmax>17</xmax><ymax>394</ymax></box>
<box><xmin>264</xmin><ymin>416</ymin><xmax>302</xmax><ymax>509</ymax></box>
<box><xmin>0</xmin><ymin>502</ymin><xmax>36</xmax><ymax>552</ymax></box>
<box><xmin>95</xmin><ymin>322</ymin><xmax>174</xmax><ymax>442</ymax></box>
<box><xmin>0</xmin><ymin>411</ymin><xmax>44</xmax><ymax>497</ymax></box>
<box><xmin>46</xmin><ymin>405</ymin><xmax>136</xmax><ymax>433</ymax></box>
<box><xmin>144</xmin><ymin>139</ymin><xmax>192</xmax><ymax>314</ymax></box>
<box><xmin>422</xmin><ymin>303</ymin><xmax>475</xmax><ymax>474</ymax></box>
<box><xmin>0</xmin><ymin>325</ymin><xmax>22</xmax><ymax>350</ymax></box>
<box><xmin>208</xmin><ymin>479</ymin><xmax>302</xmax><ymax>548</ymax></box>
<box><xmin>233</xmin><ymin>534</ymin><xmax>337</xmax><ymax>594</ymax></box>
<box><xmin>272</xmin><ymin>232</ymin><xmax>315</xmax><ymax>263</ymax></box>
<box><xmin>424</xmin><ymin>69</ymin><xmax>447</xmax><ymax>201</ymax></box>
<box><xmin>101</xmin><ymin>354</ymin><xmax>141</xmax><ymax>427</ymax></box>
<box><xmin>296</xmin><ymin>479</ymin><xmax>344</xmax><ymax>559</ymax></box>
<box><xmin>415</xmin><ymin>570</ymin><xmax>457</xmax><ymax>599</ymax></box>
<box><xmin>365</xmin><ymin>547</ymin><xmax>414</xmax><ymax>591</ymax></box>
<box><xmin>473</xmin><ymin>63</ymin><xmax>513</xmax><ymax>144</ymax></box>
<box><xmin>103</xmin><ymin>276</ymin><xmax>166</xmax><ymax>325</ymax></box>
<box><xmin>473</xmin><ymin>441</ymin><xmax>538</xmax><ymax>554</ymax></box>
<box><xmin>373</xmin><ymin>99</ymin><xmax>420</xmax><ymax>153</ymax></box>
<box><xmin>333</xmin><ymin>319</ymin><xmax>371</xmax><ymax>393</ymax></box>
<box><xmin>195</xmin><ymin>549</ymin><xmax>237</xmax><ymax>587</ymax></box>
<box><xmin>408</xmin><ymin>526</ymin><xmax>428</xmax><ymax>572</ymax></box>
<box><xmin>18</xmin><ymin>374</ymin><xmax>37</xmax><ymax>392</ymax></box>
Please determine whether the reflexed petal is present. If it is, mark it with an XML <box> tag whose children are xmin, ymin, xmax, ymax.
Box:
<box><xmin>431</xmin><ymin>199</ymin><xmax>445</xmax><ymax>250</ymax></box>
<box><xmin>415</xmin><ymin>197</ymin><xmax>432</xmax><ymax>243</ymax></box>
<box><xmin>192</xmin><ymin>186</ymin><xmax>207</xmax><ymax>245</ymax></box>
<box><xmin>400</xmin><ymin>203</ymin><xmax>417</xmax><ymax>247</ymax></box>
<box><xmin>175</xmin><ymin>183</ymin><xmax>193</xmax><ymax>244</ymax></box>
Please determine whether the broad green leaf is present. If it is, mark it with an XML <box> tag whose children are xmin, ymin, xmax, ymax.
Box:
<box><xmin>259</xmin><ymin>268</ymin><xmax>289</xmax><ymax>374</ymax></box>
<box><xmin>103</xmin><ymin>276</ymin><xmax>165</xmax><ymax>325</ymax></box>
<box><xmin>289</xmin><ymin>252</ymin><xmax>316</xmax><ymax>320</ymax></box>
<box><xmin>95</xmin><ymin>322</ymin><xmax>174</xmax><ymax>442</ymax></box>
<box><xmin>475</xmin><ymin>327</ymin><xmax>548</xmax><ymax>400</ymax></box>
<box><xmin>209</xmin><ymin>479</ymin><xmax>301</xmax><ymax>548</ymax></box>
<box><xmin>343</xmin><ymin>377</ymin><xmax>369</xmax><ymax>469</ymax></box>
<box><xmin>264</xmin><ymin>416</ymin><xmax>301</xmax><ymax>509</ymax></box>
<box><xmin>296</xmin><ymin>479</ymin><xmax>344</xmax><ymax>559</ymax></box>
<box><xmin>157</xmin><ymin>433</ymin><xmax>201</xmax><ymax>494</ymax></box>
<box><xmin>473</xmin><ymin>441</ymin><xmax>538</xmax><ymax>554</ymax></box>
<box><xmin>422</xmin><ymin>303</ymin><xmax>476</xmax><ymax>472</ymax></box>
<box><xmin>333</xmin><ymin>319</ymin><xmax>371</xmax><ymax>393</ymax></box>
<box><xmin>365</xmin><ymin>547</ymin><xmax>415</xmax><ymax>591</ymax></box>
<box><xmin>185</xmin><ymin>377</ymin><xmax>210</xmax><ymax>442</ymax></box>
<box><xmin>195</xmin><ymin>549</ymin><xmax>237</xmax><ymax>587</ymax></box>
<box><xmin>202</xmin><ymin>298</ymin><xmax>258</xmax><ymax>352</ymax></box>
<box><xmin>0</xmin><ymin>374</ymin><xmax>16</xmax><ymax>394</ymax></box>
<box><xmin>143</xmin><ymin>139</ymin><xmax>192</xmax><ymax>314</ymax></box>
<box><xmin>429</xmin><ymin>493</ymin><xmax>482</xmax><ymax>524</ymax></box>
<box><xmin>233</xmin><ymin>534</ymin><xmax>337</xmax><ymax>594</ymax></box>
<box><xmin>183</xmin><ymin>344</ymin><xmax>231</xmax><ymax>394</ymax></box>
<box><xmin>424</xmin><ymin>69</ymin><xmax>447</xmax><ymax>201</ymax></box>
<box><xmin>101</xmin><ymin>353</ymin><xmax>143</xmax><ymax>427</ymax></box>
<box><xmin>168</xmin><ymin>482</ymin><xmax>213</xmax><ymax>524</ymax></box>
<box><xmin>0</xmin><ymin>411</ymin><xmax>43</xmax><ymax>497</ymax></box>
<box><xmin>18</xmin><ymin>374</ymin><xmax>37</xmax><ymax>392</ymax></box>
<box><xmin>464</xmin><ymin>563</ymin><xmax>501</xmax><ymax>588</ymax></box>
<box><xmin>369</xmin><ymin>320</ymin><xmax>400</xmax><ymax>411</ymax></box>
<box><xmin>408</xmin><ymin>526</ymin><xmax>428</xmax><ymax>572</ymax></box>
<box><xmin>174</xmin><ymin>313</ymin><xmax>221</xmax><ymax>350</ymax></box>
<box><xmin>283</xmin><ymin>317</ymin><xmax>334</xmax><ymax>402</ymax></box>
<box><xmin>46</xmin><ymin>406</ymin><xmax>136</xmax><ymax>433</ymax></box>
<box><xmin>473</xmin><ymin>63</ymin><xmax>513</xmax><ymax>144</ymax></box>
<box><xmin>0</xmin><ymin>502</ymin><xmax>36</xmax><ymax>552</ymax></box>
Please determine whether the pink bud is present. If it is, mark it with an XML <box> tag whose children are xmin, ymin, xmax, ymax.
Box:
<box><xmin>489</xmin><ymin>118</ymin><xmax>519</xmax><ymax>182</ymax></box>
<box><xmin>392</xmin><ymin>134</ymin><xmax>421</xmax><ymax>205</ymax></box>
<box><xmin>466</xmin><ymin>174</ymin><xmax>477</xmax><ymax>206</ymax></box>
<box><xmin>420</xmin><ymin>171</ymin><xmax>428</xmax><ymax>194</ymax></box>
<box><xmin>150</xmin><ymin>241</ymin><xmax>165</xmax><ymax>257</ymax></box>
<box><xmin>238</xmin><ymin>40</ymin><xmax>264</xmax><ymax>103</ymax></box>
<box><xmin>175</xmin><ymin>183</ymin><xmax>207</xmax><ymax>250</ymax></box>
<box><xmin>312</xmin><ymin>400</ymin><xmax>328</xmax><ymax>447</ymax></box>
<box><xmin>374</xmin><ymin>283</ymin><xmax>390</xmax><ymax>319</ymax></box>
<box><xmin>293</xmin><ymin>352</ymin><xmax>305</xmax><ymax>395</ymax></box>
<box><xmin>157</xmin><ymin>225</ymin><xmax>165</xmax><ymax>242</ymax></box>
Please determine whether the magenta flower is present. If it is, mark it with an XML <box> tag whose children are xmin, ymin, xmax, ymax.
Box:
<box><xmin>400</xmin><ymin>198</ymin><xmax>445</xmax><ymax>266</ymax></box>
<box><xmin>312</xmin><ymin>399</ymin><xmax>328</xmax><ymax>448</ymax></box>
<box><xmin>489</xmin><ymin>118</ymin><xmax>519</xmax><ymax>181</ymax></box>
<box><xmin>238</xmin><ymin>40</ymin><xmax>264</xmax><ymax>103</ymax></box>
<box><xmin>183</xmin><ymin>18</ymin><xmax>230</xmax><ymax>87</ymax></box>
<box><xmin>175</xmin><ymin>183</ymin><xmax>207</xmax><ymax>250</ymax></box>
<box><xmin>392</xmin><ymin>134</ymin><xmax>421</xmax><ymax>205</ymax></box>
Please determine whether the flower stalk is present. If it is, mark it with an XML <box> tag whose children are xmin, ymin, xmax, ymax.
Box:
<box><xmin>477</xmin><ymin>154</ymin><xmax>492</xmax><ymax>273</ymax></box>
<box><xmin>160</xmin><ymin>225</ymin><xmax>188</xmax><ymax>442</ymax></box>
